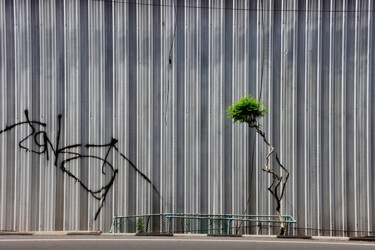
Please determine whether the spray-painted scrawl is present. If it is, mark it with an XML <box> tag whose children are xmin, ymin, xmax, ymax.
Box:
<box><xmin>0</xmin><ymin>110</ymin><xmax>157</xmax><ymax>220</ymax></box>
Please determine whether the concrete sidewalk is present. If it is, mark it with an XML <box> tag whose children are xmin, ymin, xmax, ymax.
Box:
<box><xmin>2</xmin><ymin>231</ymin><xmax>374</xmax><ymax>241</ymax></box>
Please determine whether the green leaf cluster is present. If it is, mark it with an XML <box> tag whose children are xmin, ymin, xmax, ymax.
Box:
<box><xmin>136</xmin><ymin>217</ymin><xmax>145</xmax><ymax>233</ymax></box>
<box><xmin>226</xmin><ymin>94</ymin><xmax>267</xmax><ymax>128</ymax></box>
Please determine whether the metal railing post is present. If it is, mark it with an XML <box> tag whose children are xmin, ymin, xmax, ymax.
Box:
<box><xmin>168</xmin><ymin>216</ymin><xmax>172</xmax><ymax>233</ymax></box>
<box><xmin>226</xmin><ymin>214</ymin><xmax>232</xmax><ymax>235</ymax></box>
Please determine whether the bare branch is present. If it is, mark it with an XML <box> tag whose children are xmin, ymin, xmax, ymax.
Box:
<box><xmin>255</xmin><ymin>128</ymin><xmax>274</xmax><ymax>171</ymax></box>
<box><xmin>265</xmin><ymin>173</ymin><xmax>277</xmax><ymax>198</ymax></box>
<box><xmin>276</xmin><ymin>153</ymin><xmax>289</xmax><ymax>201</ymax></box>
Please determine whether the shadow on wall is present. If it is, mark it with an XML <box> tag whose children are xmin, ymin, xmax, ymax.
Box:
<box><xmin>0</xmin><ymin>109</ymin><xmax>159</xmax><ymax>220</ymax></box>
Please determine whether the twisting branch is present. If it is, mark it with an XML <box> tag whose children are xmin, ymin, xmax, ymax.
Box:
<box><xmin>255</xmin><ymin>128</ymin><xmax>274</xmax><ymax>171</ymax></box>
<box><xmin>276</xmin><ymin>153</ymin><xmax>289</xmax><ymax>201</ymax></box>
<box><xmin>255</xmin><ymin>127</ymin><xmax>289</xmax><ymax>235</ymax></box>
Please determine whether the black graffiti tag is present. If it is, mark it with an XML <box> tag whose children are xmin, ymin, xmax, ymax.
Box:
<box><xmin>0</xmin><ymin>110</ymin><xmax>158</xmax><ymax>220</ymax></box>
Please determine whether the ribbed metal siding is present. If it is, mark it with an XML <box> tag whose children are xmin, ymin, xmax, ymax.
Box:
<box><xmin>0</xmin><ymin>0</ymin><xmax>374</xmax><ymax>236</ymax></box>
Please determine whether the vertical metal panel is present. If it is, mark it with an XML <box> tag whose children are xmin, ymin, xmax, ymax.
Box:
<box><xmin>0</xmin><ymin>0</ymin><xmax>374</xmax><ymax>236</ymax></box>
<box><xmin>0</xmin><ymin>0</ymin><xmax>7</xmax><ymax>232</ymax></box>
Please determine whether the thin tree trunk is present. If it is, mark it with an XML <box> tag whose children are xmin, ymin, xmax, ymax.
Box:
<box><xmin>255</xmin><ymin>127</ymin><xmax>289</xmax><ymax>235</ymax></box>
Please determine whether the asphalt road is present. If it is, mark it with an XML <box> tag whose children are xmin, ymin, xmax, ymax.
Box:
<box><xmin>0</xmin><ymin>235</ymin><xmax>374</xmax><ymax>250</ymax></box>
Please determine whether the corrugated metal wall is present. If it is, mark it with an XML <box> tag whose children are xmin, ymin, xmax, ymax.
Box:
<box><xmin>0</xmin><ymin>0</ymin><xmax>374</xmax><ymax>236</ymax></box>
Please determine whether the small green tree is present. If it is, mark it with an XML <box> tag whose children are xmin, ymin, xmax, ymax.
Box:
<box><xmin>227</xmin><ymin>94</ymin><xmax>289</xmax><ymax>235</ymax></box>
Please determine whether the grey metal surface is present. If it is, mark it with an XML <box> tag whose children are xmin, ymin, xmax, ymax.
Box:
<box><xmin>0</xmin><ymin>0</ymin><xmax>374</xmax><ymax>236</ymax></box>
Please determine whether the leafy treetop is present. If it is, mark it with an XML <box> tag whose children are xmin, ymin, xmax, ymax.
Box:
<box><xmin>226</xmin><ymin>94</ymin><xmax>267</xmax><ymax>128</ymax></box>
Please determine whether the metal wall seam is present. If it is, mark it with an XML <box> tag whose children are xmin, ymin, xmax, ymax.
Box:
<box><xmin>303</xmin><ymin>0</ymin><xmax>309</xmax><ymax>235</ymax></box>
<box><xmin>243</xmin><ymin>0</ymin><xmax>249</xmax><ymax>218</ymax></box>
<box><xmin>328</xmin><ymin>0</ymin><xmax>334</xmax><ymax>236</ymax></box>
<box><xmin>196</xmin><ymin>0</ymin><xmax>201</xmax><ymax>215</ymax></box>
<box><xmin>12</xmin><ymin>0</ymin><xmax>19</xmax><ymax>231</ymax></box>
<box><xmin>341</xmin><ymin>0</ymin><xmax>348</xmax><ymax>235</ymax></box>
<box><xmin>267</xmin><ymin>0</ymin><xmax>273</xmax><ymax>226</ymax></box>
<box><xmin>13</xmin><ymin>0</ymin><xmax>19</xmax><ymax>232</ymax></box>
<box><xmin>291</xmin><ymin>0</ymin><xmax>297</xmax><ymax>228</ymax></box>
<box><xmin>171</xmin><ymin>0</ymin><xmax>177</xmax><ymax>214</ymax></box>
<box><xmin>366</xmin><ymin>0</ymin><xmax>373</xmax><ymax>234</ymax></box>
<box><xmin>185</xmin><ymin>0</ymin><xmax>189</xmax><ymax>215</ymax></box>
<box><xmin>372</xmin><ymin>0</ymin><xmax>375</xmax><ymax>232</ymax></box>
<box><xmin>254</xmin><ymin>0</ymin><xmax>260</xmax><ymax>222</ymax></box>
<box><xmin>219</xmin><ymin>0</ymin><xmax>224</xmax><ymax>216</ymax></box>
<box><xmin>316</xmin><ymin>1</ymin><xmax>322</xmax><ymax>235</ymax></box>
<box><xmin>148</xmin><ymin>0</ymin><xmax>153</xmax><ymax>216</ymax></box>
<box><xmin>353</xmin><ymin>0</ymin><xmax>359</xmax><ymax>234</ymax></box>
<box><xmin>231</xmin><ymin>0</ymin><xmax>236</xmax><ymax>215</ymax></box>
<box><xmin>159</xmin><ymin>0</ymin><xmax>164</xmax><ymax>214</ymax></box>
<box><xmin>280</xmin><ymin>0</ymin><xmax>285</xmax><ymax>226</ymax></box>
<box><xmin>0</xmin><ymin>0</ymin><xmax>6</xmax><ymax>232</ymax></box>
<box><xmin>243</xmin><ymin>0</ymin><xmax>249</xmax><ymax>217</ymax></box>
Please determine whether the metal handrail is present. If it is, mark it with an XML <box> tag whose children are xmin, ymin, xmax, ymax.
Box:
<box><xmin>109</xmin><ymin>213</ymin><xmax>297</xmax><ymax>235</ymax></box>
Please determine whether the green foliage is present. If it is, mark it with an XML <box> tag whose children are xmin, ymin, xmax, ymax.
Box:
<box><xmin>227</xmin><ymin>94</ymin><xmax>267</xmax><ymax>128</ymax></box>
<box><xmin>136</xmin><ymin>217</ymin><xmax>145</xmax><ymax>233</ymax></box>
